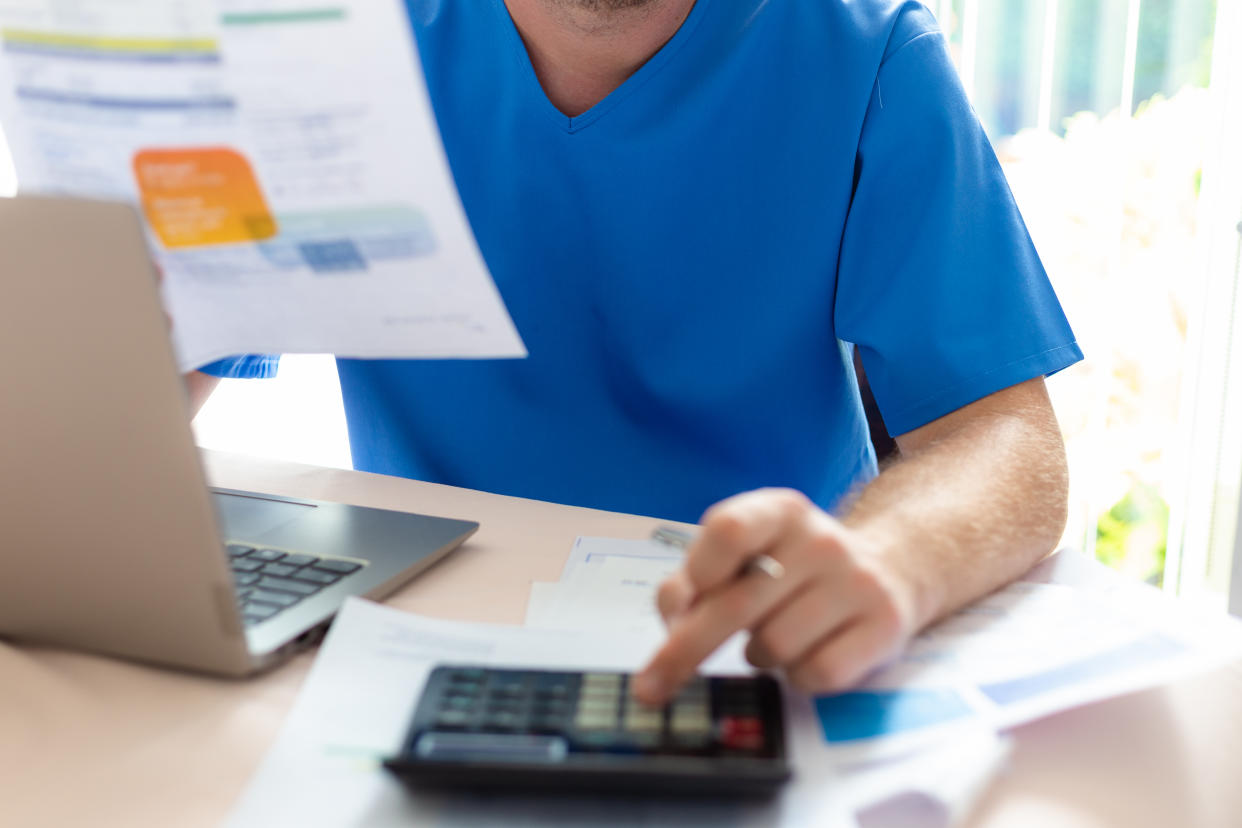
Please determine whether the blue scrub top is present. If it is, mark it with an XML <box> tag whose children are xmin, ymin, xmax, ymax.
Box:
<box><xmin>204</xmin><ymin>0</ymin><xmax>1082</xmax><ymax>523</ymax></box>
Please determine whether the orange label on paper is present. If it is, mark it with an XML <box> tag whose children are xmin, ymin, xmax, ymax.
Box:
<box><xmin>133</xmin><ymin>147</ymin><xmax>277</xmax><ymax>248</ymax></box>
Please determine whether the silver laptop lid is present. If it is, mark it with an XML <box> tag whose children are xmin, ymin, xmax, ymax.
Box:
<box><xmin>0</xmin><ymin>195</ymin><xmax>252</xmax><ymax>675</ymax></box>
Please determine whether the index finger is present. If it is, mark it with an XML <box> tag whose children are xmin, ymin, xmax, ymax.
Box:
<box><xmin>634</xmin><ymin>561</ymin><xmax>798</xmax><ymax>705</ymax></box>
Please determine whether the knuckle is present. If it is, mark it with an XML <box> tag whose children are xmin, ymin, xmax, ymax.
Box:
<box><xmin>768</xmin><ymin>488</ymin><xmax>811</xmax><ymax>518</ymax></box>
<box><xmin>872</xmin><ymin>596</ymin><xmax>907</xmax><ymax>640</ymax></box>
<box><xmin>805</xmin><ymin>529</ymin><xmax>847</xmax><ymax>564</ymax></box>
<box><xmin>793</xmin><ymin>656</ymin><xmax>844</xmax><ymax>695</ymax></box>
<box><xmin>655</xmin><ymin>581</ymin><xmax>681</xmax><ymax>616</ymax></box>
<box><xmin>850</xmin><ymin>565</ymin><xmax>884</xmax><ymax>596</ymax></box>
<box><xmin>752</xmin><ymin>630</ymin><xmax>797</xmax><ymax>667</ymax></box>
<box><xmin>703</xmin><ymin>510</ymin><xmax>750</xmax><ymax>550</ymax></box>
<box><xmin>851</xmin><ymin>569</ymin><xmax>908</xmax><ymax>634</ymax></box>
<box><xmin>744</xmin><ymin>636</ymin><xmax>773</xmax><ymax>668</ymax></box>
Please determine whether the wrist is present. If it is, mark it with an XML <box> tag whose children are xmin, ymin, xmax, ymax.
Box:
<box><xmin>843</xmin><ymin>518</ymin><xmax>948</xmax><ymax>633</ymax></box>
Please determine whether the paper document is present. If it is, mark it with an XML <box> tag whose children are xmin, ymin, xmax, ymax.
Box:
<box><xmin>526</xmin><ymin>537</ymin><xmax>684</xmax><ymax>639</ymax></box>
<box><xmin>0</xmin><ymin>0</ymin><xmax>525</xmax><ymax>369</ymax></box>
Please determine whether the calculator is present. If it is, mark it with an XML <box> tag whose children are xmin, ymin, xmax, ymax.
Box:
<box><xmin>383</xmin><ymin>666</ymin><xmax>791</xmax><ymax>797</ymax></box>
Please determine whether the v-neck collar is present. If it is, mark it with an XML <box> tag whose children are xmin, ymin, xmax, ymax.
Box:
<box><xmin>493</xmin><ymin>0</ymin><xmax>712</xmax><ymax>134</ymax></box>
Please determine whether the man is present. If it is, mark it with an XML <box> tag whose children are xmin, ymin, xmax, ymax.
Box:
<box><xmin>190</xmin><ymin>0</ymin><xmax>1082</xmax><ymax>706</ymax></box>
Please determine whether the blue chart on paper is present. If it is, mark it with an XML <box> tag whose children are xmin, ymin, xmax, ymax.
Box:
<box><xmin>978</xmin><ymin>633</ymin><xmax>1186</xmax><ymax>706</ymax></box>
<box><xmin>814</xmin><ymin>688</ymin><xmax>976</xmax><ymax>743</ymax></box>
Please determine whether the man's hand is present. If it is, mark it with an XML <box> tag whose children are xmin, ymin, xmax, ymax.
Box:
<box><xmin>632</xmin><ymin>490</ymin><xmax>921</xmax><ymax>704</ymax></box>
<box><xmin>632</xmin><ymin>377</ymin><xmax>1068</xmax><ymax>706</ymax></box>
<box><xmin>157</xmin><ymin>265</ymin><xmax>221</xmax><ymax>417</ymax></box>
<box><xmin>186</xmin><ymin>370</ymin><xmax>221</xmax><ymax>417</ymax></box>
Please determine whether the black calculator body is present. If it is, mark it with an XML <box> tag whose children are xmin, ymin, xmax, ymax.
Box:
<box><xmin>384</xmin><ymin>666</ymin><xmax>791</xmax><ymax>797</ymax></box>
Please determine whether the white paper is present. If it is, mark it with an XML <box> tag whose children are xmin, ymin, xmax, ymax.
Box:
<box><xmin>557</xmin><ymin>535</ymin><xmax>684</xmax><ymax>581</ymax></box>
<box><xmin>0</xmin><ymin>0</ymin><xmax>525</xmax><ymax>369</ymax></box>
<box><xmin>849</xmin><ymin>730</ymin><xmax>1012</xmax><ymax>828</ymax></box>
<box><xmin>528</xmin><ymin>555</ymin><xmax>681</xmax><ymax>639</ymax></box>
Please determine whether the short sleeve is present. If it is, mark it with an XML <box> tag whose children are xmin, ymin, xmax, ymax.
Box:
<box><xmin>197</xmin><ymin>354</ymin><xmax>281</xmax><ymax>379</ymax></box>
<box><xmin>834</xmin><ymin>11</ymin><xmax>1082</xmax><ymax>436</ymax></box>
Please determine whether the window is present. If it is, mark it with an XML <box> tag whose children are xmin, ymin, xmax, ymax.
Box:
<box><xmin>193</xmin><ymin>354</ymin><xmax>352</xmax><ymax>470</ymax></box>
<box><xmin>938</xmin><ymin>1</ymin><xmax>1242</xmax><ymax>600</ymax></box>
<box><xmin>0</xmin><ymin>126</ymin><xmax>14</xmax><ymax>197</ymax></box>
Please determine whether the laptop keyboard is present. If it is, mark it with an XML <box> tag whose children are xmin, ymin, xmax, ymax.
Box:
<box><xmin>227</xmin><ymin>544</ymin><xmax>365</xmax><ymax>627</ymax></box>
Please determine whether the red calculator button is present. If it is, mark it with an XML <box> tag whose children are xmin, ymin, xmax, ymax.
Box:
<box><xmin>720</xmin><ymin>716</ymin><xmax>765</xmax><ymax>750</ymax></box>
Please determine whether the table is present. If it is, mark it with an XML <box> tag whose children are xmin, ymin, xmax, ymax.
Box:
<box><xmin>2</xmin><ymin>451</ymin><xmax>1240</xmax><ymax>827</ymax></box>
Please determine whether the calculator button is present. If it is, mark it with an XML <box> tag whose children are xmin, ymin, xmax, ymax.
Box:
<box><xmin>581</xmin><ymin>673</ymin><xmax>622</xmax><ymax>691</ymax></box>
<box><xmin>720</xmin><ymin>716</ymin><xmax>765</xmax><ymax>751</ymax></box>
<box><xmin>627</xmin><ymin>731</ymin><xmax>662</xmax><ymax>751</ymax></box>
<box><xmin>231</xmin><ymin>558</ymin><xmax>264</xmax><ymax>572</ymax></box>
<box><xmin>678</xmin><ymin>678</ymin><xmax>709</xmax><ymax>698</ymax></box>
<box><xmin>485</xmin><ymin>703</ymin><xmax>523</xmax><ymax>718</ymax></box>
<box><xmin>434</xmin><ymin>710</ymin><xmax>472</xmax><ymax>729</ymax></box>
<box><xmin>490</xmin><ymin>684</ymin><xmax>525</xmax><ymax>701</ymax></box>
<box><xmin>623</xmin><ymin>710</ymin><xmax>663</xmax><ymax>733</ymax></box>
<box><xmin>530</xmin><ymin>715</ymin><xmax>568</xmax><ymax>734</ymax></box>
<box><xmin>482</xmin><ymin>711</ymin><xmax>523</xmax><ymax>731</ymax></box>
<box><xmin>574</xmin><ymin>731</ymin><xmax>622</xmax><ymax>750</ymax></box>
<box><xmin>576</xmin><ymin>695</ymin><xmax>616</xmax><ymax>715</ymax></box>
<box><xmin>250</xmin><ymin>549</ymin><xmax>286</xmax><ymax>562</ymax></box>
<box><xmin>580</xmin><ymin>684</ymin><xmax>620</xmax><ymax>700</ymax></box>
<box><xmin>670</xmin><ymin>732</ymin><xmax>712</xmax><ymax>750</ymax></box>
<box><xmin>281</xmin><ymin>553</ymin><xmax>320</xmax><ymax>567</ymax></box>
<box><xmin>574</xmin><ymin>710</ymin><xmax>618</xmax><ymax>731</ymax></box>
<box><xmin>533</xmin><ymin>685</ymin><xmax>570</xmax><ymax>702</ymax></box>
<box><xmin>670</xmin><ymin>706</ymin><xmax>711</xmax><ymax>735</ymax></box>
<box><xmin>227</xmin><ymin>544</ymin><xmax>254</xmax><ymax>557</ymax></box>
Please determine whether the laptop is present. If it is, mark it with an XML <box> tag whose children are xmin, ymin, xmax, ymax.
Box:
<box><xmin>0</xmin><ymin>195</ymin><xmax>479</xmax><ymax>676</ymax></box>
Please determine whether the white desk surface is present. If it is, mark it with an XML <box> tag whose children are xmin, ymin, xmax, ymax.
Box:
<box><xmin>2</xmin><ymin>451</ymin><xmax>1240</xmax><ymax>827</ymax></box>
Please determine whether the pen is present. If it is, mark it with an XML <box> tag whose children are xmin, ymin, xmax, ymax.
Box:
<box><xmin>650</xmin><ymin>526</ymin><xmax>786</xmax><ymax>581</ymax></box>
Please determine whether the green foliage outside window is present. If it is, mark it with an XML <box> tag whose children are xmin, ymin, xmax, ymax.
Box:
<box><xmin>1095</xmin><ymin>482</ymin><xmax>1169</xmax><ymax>586</ymax></box>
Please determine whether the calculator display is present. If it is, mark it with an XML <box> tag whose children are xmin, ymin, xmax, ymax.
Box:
<box><xmin>384</xmin><ymin>666</ymin><xmax>790</xmax><ymax>797</ymax></box>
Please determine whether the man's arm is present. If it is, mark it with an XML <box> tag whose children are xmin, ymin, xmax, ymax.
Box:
<box><xmin>185</xmin><ymin>370</ymin><xmax>221</xmax><ymax>418</ymax></box>
<box><xmin>633</xmin><ymin>377</ymin><xmax>1067</xmax><ymax>703</ymax></box>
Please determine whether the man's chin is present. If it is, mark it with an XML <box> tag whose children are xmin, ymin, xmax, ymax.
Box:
<box><xmin>553</xmin><ymin>0</ymin><xmax>663</xmax><ymax>13</ymax></box>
